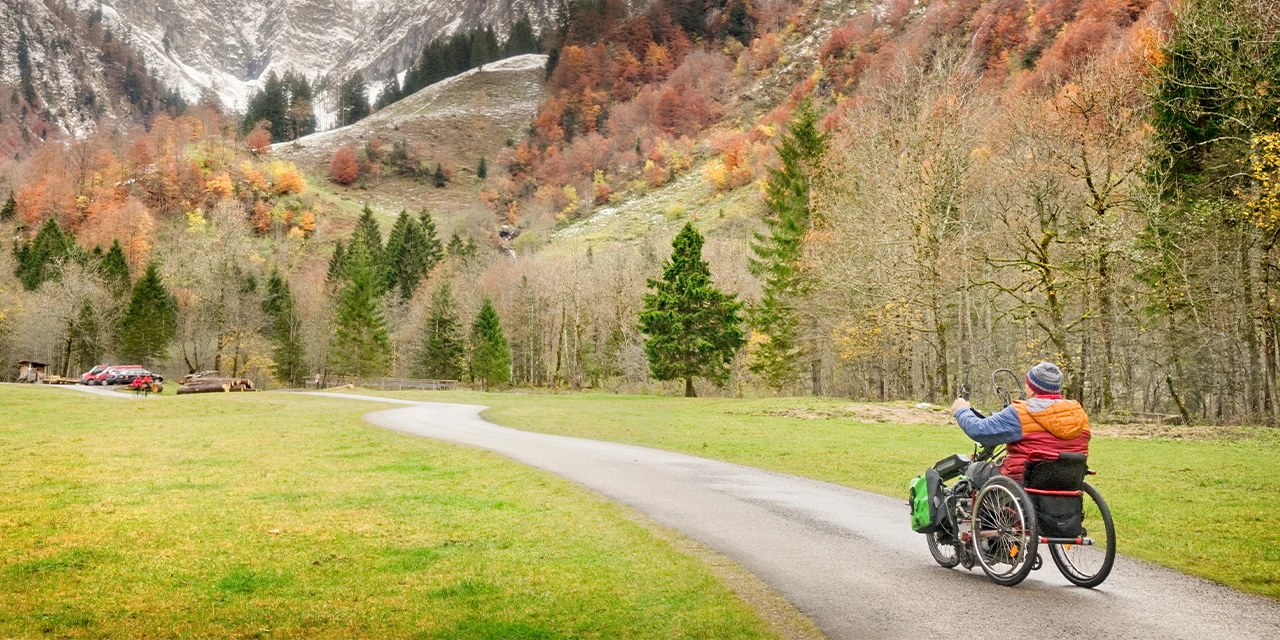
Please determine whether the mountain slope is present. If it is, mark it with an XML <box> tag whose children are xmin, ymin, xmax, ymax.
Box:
<box><xmin>80</xmin><ymin>0</ymin><xmax>558</xmax><ymax>109</ymax></box>
<box><xmin>0</xmin><ymin>0</ymin><xmax>175</xmax><ymax>148</ymax></box>
<box><xmin>279</xmin><ymin>55</ymin><xmax>547</xmax><ymax>231</ymax></box>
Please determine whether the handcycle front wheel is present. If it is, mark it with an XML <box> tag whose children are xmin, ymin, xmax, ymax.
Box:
<box><xmin>926</xmin><ymin>529</ymin><xmax>960</xmax><ymax>568</ymax></box>
<box><xmin>1049</xmin><ymin>481</ymin><xmax>1115</xmax><ymax>588</ymax></box>
<box><xmin>972</xmin><ymin>476</ymin><xmax>1039</xmax><ymax>586</ymax></box>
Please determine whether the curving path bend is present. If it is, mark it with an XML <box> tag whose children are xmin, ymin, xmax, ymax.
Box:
<box><xmin>303</xmin><ymin>392</ymin><xmax>1280</xmax><ymax>640</ymax></box>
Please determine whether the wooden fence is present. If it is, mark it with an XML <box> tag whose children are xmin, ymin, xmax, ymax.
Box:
<box><xmin>309</xmin><ymin>377</ymin><xmax>458</xmax><ymax>391</ymax></box>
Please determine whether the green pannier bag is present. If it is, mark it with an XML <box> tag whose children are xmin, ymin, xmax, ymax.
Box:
<box><xmin>908</xmin><ymin>468</ymin><xmax>942</xmax><ymax>533</ymax></box>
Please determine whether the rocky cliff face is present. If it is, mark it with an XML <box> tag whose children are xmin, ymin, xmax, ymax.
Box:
<box><xmin>77</xmin><ymin>0</ymin><xmax>558</xmax><ymax>110</ymax></box>
<box><xmin>0</xmin><ymin>0</ymin><xmax>160</xmax><ymax>142</ymax></box>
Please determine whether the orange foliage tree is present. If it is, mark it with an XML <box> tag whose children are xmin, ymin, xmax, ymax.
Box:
<box><xmin>330</xmin><ymin>145</ymin><xmax>360</xmax><ymax>185</ymax></box>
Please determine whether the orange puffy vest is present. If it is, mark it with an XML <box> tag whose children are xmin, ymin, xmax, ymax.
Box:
<box><xmin>1002</xmin><ymin>398</ymin><xmax>1091</xmax><ymax>481</ymax></box>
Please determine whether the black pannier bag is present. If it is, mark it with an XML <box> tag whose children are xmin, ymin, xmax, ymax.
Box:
<box><xmin>1023</xmin><ymin>453</ymin><xmax>1089</xmax><ymax>539</ymax></box>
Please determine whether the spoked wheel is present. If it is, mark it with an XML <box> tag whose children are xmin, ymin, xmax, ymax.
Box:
<box><xmin>926</xmin><ymin>529</ymin><xmax>960</xmax><ymax>568</ymax></box>
<box><xmin>972</xmin><ymin>476</ymin><xmax>1039</xmax><ymax>586</ymax></box>
<box><xmin>1049</xmin><ymin>482</ymin><xmax>1115</xmax><ymax>588</ymax></box>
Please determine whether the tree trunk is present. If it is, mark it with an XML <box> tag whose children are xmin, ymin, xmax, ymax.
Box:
<box><xmin>684</xmin><ymin>377</ymin><xmax>696</xmax><ymax>397</ymax></box>
<box><xmin>1097</xmin><ymin>251</ymin><xmax>1114</xmax><ymax>411</ymax></box>
<box><xmin>1243</xmin><ymin>238</ymin><xmax>1261</xmax><ymax>417</ymax></box>
<box><xmin>61</xmin><ymin>322</ymin><xmax>74</xmax><ymax>378</ymax></box>
<box><xmin>810</xmin><ymin>359</ymin><xmax>822</xmax><ymax>396</ymax></box>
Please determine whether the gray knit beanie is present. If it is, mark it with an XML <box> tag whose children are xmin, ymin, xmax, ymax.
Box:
<box><xmin>1026</xmin><ymin>361</ymin><xmax>1064</xmax><ymax>394</ymax></box>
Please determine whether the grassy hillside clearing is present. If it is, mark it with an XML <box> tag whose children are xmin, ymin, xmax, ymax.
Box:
<box><xmin>279</xmin><ymin>56</ymin><xmax>548</xmax><ymax>228</ymax></box>
<box><xmin>333</xmin><ymin>389</ymin><xmax>1280</xmax><ymax>600</ymax></box>
<box><xmin>0</xmin><ymin>386</ymin><xmax>784</xmax><ymax>639</ymax></box>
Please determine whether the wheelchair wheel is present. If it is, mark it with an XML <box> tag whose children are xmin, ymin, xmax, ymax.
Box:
<box><xmin>927</xmin><ymin>529</ymin><xmax>960</xmax><ymax>568</ymax></box>
<box><xmin>972</xmin><ymin>476</ymin><xmax>1039</xmax><ymax>586</ymax></box>
<box><xmin>1049</xmin><ymin>481</ymin><xmax>1115</xmax><ymax>588</ymax></box>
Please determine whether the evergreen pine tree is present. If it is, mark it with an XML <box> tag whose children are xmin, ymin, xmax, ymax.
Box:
<box><xmin>14</xmin><ymin>218</ymin><xmax>77</xmax><ymax>291</ymax></box>
<box><xmin>726</xmin><ymin>0</ymin><xmax>755</xmax><ymax>44</ymax></box>
<box><xmin>17</xmin><ymin>29</ymin><xmax>35</xmax><ymax>106</ymax></box>
<box><xmin>414</xmin><ymin>281</ymin><xmax>465</xmax><ymax>380</ymax></box>
<box><xmin>283</xmin><ymin>71</ymin><xmax>316</xmax><ymax>139</ymax></box>
<box><xmin>470</xmin><ymin>28</ymin><xmax>492</xmax><ymax>67</ymax></box>
<box><xmin>446</xmin><ymin>231</ymin><xmax>465</xmax><ymax>257</ymax></box>
<box><xmin>0</xmin><ymin>191</ymin><xmax>15</xmax><ymax>221</ymax></box>
<box><xmin>469</xmin><ymin>297</ymin><xmax>511</xmax><ymax>389</ymax></box>
<box><xmin>337</xmin><ymin>73</ymin><xmax>370</xmax><ymax>127</ymax></box>
<box><xmin>117</xmin><ymin>262</ymin><xmax>177</xmax><ymax>366</ymax></box>
<box><xmin>419</xmin><ymin>209</ymin><xmax>445</xmax><ymax>267</ymax></box>
<box><xmin>383</xmin><ymin>210</ymin><xmax>436</xmax><ymax>299</ymax></box>
<box><xmin>327</xmin><ymin>241</ymin><xmax>347</xmax><ymax>283</ymax></box>
<box><xmin>477</xmin><ymin>156</ymin><xmax>488</xmax><ymax>179</ymax></box>
<box><xmin>504</xmin><ymin>17</ymin><xmax>539</xmax><ymax>56</ymax></box>
<box><xmin>71</xmin><ymin>298</ymin><xmax>103</xmax><ymax>372</ymax></box>
<box><xmin>747</xmin><ymin>100</ymin><xmax>828</xmax><ymax>392</ymax></box>
<box><xmin>375</xmin><ymin>74</ymin><xmax>402</xmax><ymax>109</ymax></box>
<box><xmin>99</xmin><ymin>240</ymin><xmax>131</xmax><ymax>298</ymax></box>
<box><xmin>352</xmin><ymin>204</ymin><xmax>385</xmax><ymax>277</ymax></box>
<box><xmin>264</xmin><ymin>269</ymin><xmax>307</xmax><ymax>387</ymax></box>
<box><xmin>639</xmin><ymin>222</ymin><xmax>745</xmax><ymax>397</ymax></box>
<box><xmin>329</xmin><ymin>241</ymin><xmax>391</xmax><ymax>378</ymax></box>
<box><xmin>243</xmin><ymin>71</ymin><xmax>289</xmax><ymax>140</ymax></box>
<box><xmin>433</xmin><ymin>163</ymin><xmax>446</xmax><ymax>188</ymax></box>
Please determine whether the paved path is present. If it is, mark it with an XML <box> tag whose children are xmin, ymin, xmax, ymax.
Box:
<box><xmin>309</xmin><ymin>393</ymin><xmax>1280</xmax><ymax>639</ymax></box>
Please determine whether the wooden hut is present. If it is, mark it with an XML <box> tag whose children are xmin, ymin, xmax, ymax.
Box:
<box><xmin>17</xmin><ymin>360</ymin><xmax>48</xmax><ymax>383</ymax></box>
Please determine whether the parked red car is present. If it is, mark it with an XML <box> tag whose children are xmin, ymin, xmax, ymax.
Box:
<box><xmin>88</xmin><ymin>365</ymin><xmax>141</xmax><ymax>385</ymax></box>
<box><xmin>79</xmin><ymin>364</ymin><xmax>108</xmax><ymax>385</ymax></box>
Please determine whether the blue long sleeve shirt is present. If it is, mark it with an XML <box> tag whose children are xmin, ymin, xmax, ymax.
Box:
<box><xmin>953</xmin><ymin>405</ymin><xmax>1023</xmax><ymax>446</ymax></box>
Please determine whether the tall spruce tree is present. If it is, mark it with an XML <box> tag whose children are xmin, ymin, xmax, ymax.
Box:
<box><xmin>419</xmin><ymin>209</ymin><xmax>445</xmax><ymax>266</ymax></box>
<box><xmin>14</xmin><ymin>218</ymin><xmax>78</xmax><ymax>291</ymax></box>
<box><xmin>375</xmin><ymin>74</ymin><xmax>402</xmax><ymax>109</ymax></box>
<box><xmin>504</xmin><ymin>17</ymin><xmax>539</xmax><ymax>56</ymax></box>
<box><xmin>414</xmin><ymin>281</ymin><xmax>465</xmax><ymax>380</ymax></box>
<box><xmin>327</xmin><ymin>241</ymin><xmax>347</xmax><ymax>283</ymax></box>
<box><xmin>0</xmin><ymin>191</ymin><xmax>15</xmax><ymax>221</ymax></box>
<box><xmin>264</xmin><ymin>269</ymin><xmax>307</xmax><ymax>387</ymax></box>
<box><xmin>282</xmin><ymin>71</ymin><xmax>316</xmax><ymax>138</ymax></box>
<box><xmin>99</xmin><ymin>240</ymin><xmax>131</xmax><ymax>298</ymax></box>
<box><xmin>469</xmin><ymin>297</ymin><xmax>511</xmax><ymax>389</ymax></box>
<box><xmin>337</xmin><ymin>73</ymin><xmax>370</xmax><ymax>127</ymax></box>
<box><xmin>639</xmin><ymin>222</ymin><xmax>745</xmax><ymax>397</ymax></box>
<box><xmin>117</xmin><ymin>262</ymin><xmax>177</xmax><ymax>366</ymax></box>
<box><xmin>383</xmin><ymin>210</ymin><xmax>436</xmax><ymax>299</ymax></box>
<box><xmin>352</xmin><ymin>205</ymin><xmax>384</xmax><ymax>268</ymax></box>
<box><xmin>477</xmin><ymin>157</ymin><xmax>488</xmax><ymax>179</ymax></box>
<box><xmin>470</xmin><ymin>29</ymin><xmax>493</xmax><ymax>67</ymax></box>
<box><xmin>329</xmin><ymin>241</ymin><xmax>391</xmax><ymax>378</ymax></box>
<box><xmin>747</xmin><ymin>100</ymin><xmax>828</xmax><ymax>392</ymax></box>
<box><xmin>243</xmin><ymin>71</ymin><xmax>289</xmax><ymax>140</ymax></box>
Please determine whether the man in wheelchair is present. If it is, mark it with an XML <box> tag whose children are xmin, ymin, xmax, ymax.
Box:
<box><xmin>948</xmin><ymin>361</ymin><xmax>1091</xmax><ymax>488</ymax></box>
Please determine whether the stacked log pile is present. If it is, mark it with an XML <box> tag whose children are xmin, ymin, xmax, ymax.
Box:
<box><xmin>177</xmin><ymin>373</ymin><xmax>256</xmax><ymax>394</ymax></box>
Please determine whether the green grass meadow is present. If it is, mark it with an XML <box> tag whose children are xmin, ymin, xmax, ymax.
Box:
<box><xmin>343</xmin><ymin>390</ymin><xmax>1280</xmax><ymax>600</ymax></box>
<box><xmin>0</xmin><ymin>387</ymin><xmax>775</xmax><ymax>638</ymax></box>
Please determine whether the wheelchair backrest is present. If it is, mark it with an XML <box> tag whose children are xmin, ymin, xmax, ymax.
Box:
<box><xmin>1023</xmin><ymin>453</ymin><xmax>1089</xmax><ymax>491</ymax></box>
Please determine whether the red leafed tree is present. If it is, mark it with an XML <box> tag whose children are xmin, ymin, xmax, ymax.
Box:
<box><xmin>330</xmin><ymin>145</ymin><xmax>360</xmax><ymax>185</ymax></box>
<box><xmin>247</xmin><ymin>126</ymin><xmax>273</xmax><ymax>155</ymax></box>
<box><xmin>655</xmin><ymin>86</ymin><xmax>684</xmax><ymax>134</ymax></box>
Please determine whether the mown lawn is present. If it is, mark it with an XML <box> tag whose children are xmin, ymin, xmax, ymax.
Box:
<box><xmin>348</xmin><ymin>390</ymin><xmax>1280</xmax><ymax>600</ymax></box>
<box><xmin>0</xmin><ymin>387</ymin><xmax>776</xmax><ymax>639</ymax></box>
